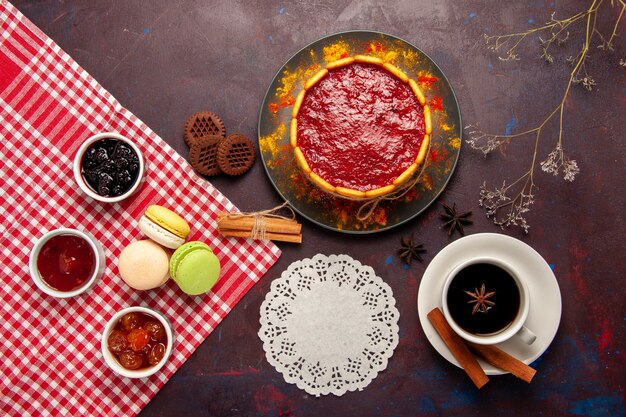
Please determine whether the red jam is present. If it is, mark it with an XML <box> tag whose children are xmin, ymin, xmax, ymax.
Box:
<box><xmin>36</xmin><ymin>234</ymin><xmax>96</xmax><ymax>292</ymax></box>
<box><xmin>297</xmin><ymin>63</ymin><xmax>425</xmax><ymax>191</ymax></box>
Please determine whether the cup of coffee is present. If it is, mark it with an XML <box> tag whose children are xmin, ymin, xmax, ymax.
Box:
<box><xmin>441</xmin><ymin>257</ymin><xmax>536</xmax><ymax>345</ymax></box>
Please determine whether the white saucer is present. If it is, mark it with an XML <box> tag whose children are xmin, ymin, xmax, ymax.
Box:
<box><xmin>417</xmin><ymin>233</ymin><xmax>562</xmax><ymax>375</ymax></box>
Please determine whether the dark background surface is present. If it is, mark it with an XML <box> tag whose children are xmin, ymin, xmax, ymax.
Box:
<box><xmin>11</xmin><ymin>1</ymin><xmax>625</xmax><ymax>416</ymax></box>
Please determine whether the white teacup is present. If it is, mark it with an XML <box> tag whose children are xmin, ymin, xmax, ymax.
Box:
<box><xmin>441</xmin><ymin>257</ymin><xmax>536</xmax><ymax>345</ymax></box>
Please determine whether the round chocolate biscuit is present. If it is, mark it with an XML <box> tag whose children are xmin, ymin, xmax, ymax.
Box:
<box><xmin>183</xmin><ymin>111</ymin><xmax>226</xmax><ymax>146</ymax></box>
<box><xmin>188</xmin><ymin>135</ymin><xmax>222</xmax><ymax>177</ymax></box>
<box><xmin>217</xmin><ymin>133</ymin><xmax>257</xmax><ymax>176</ymax></box>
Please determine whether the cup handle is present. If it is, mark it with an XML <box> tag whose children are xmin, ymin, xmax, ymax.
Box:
<box><xmin>516</xmin><ymin>325</ymin><xmax>537</xmax><ymax>345</ymax></box>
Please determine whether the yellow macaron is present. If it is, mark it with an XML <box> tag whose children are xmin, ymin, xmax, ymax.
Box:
<box><xmin>138</xmin><ymin>204</ymin><xmax>190</xmax><ymax>249</ymax></box>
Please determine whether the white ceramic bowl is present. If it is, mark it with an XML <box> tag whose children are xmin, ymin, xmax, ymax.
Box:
<box><xmin>101</xmin><ymin>306</ymin><xmax>174</xmax><ymax>378</ymax></box>
<box><xmin>29</xmin><ymin>228</ymin><xmax>105</xmax><ymax>298</ymax></box>
<box><xmin>73</xmin><ymin>132</ymin><xmax>145</xmax><ymax>203</ymax></box>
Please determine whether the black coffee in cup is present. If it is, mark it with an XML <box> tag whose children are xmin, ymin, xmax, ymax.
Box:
<box><xmin>446</xmin><ymin>262</ymin><xmax>520</xmax><ymax>335</ymax></box>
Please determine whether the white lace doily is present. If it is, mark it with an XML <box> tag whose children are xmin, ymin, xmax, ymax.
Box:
<box><xmin>259</xmin><ymin>254</ymin><xmax>399</xmax><ymax>396</ymax></box>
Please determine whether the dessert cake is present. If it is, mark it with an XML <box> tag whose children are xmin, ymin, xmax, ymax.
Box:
<box><xmin>291</xmin><ymin>55</ymin><xmax>431</xmax><ymax>200</ymax></box>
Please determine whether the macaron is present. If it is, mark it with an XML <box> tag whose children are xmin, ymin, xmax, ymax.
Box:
<box><xmin>138</xmin><ymin>204</ymin><xmax>190</xmax><ymax>249</ymax></box>
<box><xmin>169</xmin><ymin>241</ymin><xmax>221</xmax><ymax>295</ymax></box>
<box><xmin>118</xmin><ymin>240</ymin><xmax>170</xmax><ymax>290</ymax></box>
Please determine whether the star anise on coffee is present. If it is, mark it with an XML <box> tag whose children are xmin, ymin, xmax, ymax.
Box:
<box><xmin>465</xmin><ymin>284</ymin><xmax>496</xmax><ymax>314</ymax></box>
<box><xmin>398</xmin><ymin>235</ymin><xmax>426</xmax><ymax>265</ymax></box>
<box><xmin>440</xmin><ymin>202</ymin><xmax>473</xmax><ymax>237</ymax></box>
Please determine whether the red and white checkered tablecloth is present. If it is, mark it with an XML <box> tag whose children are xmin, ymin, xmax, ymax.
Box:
<box><xmin>0</xmin><ymin>2</ymin><xmax>281</xmax><ymax>416</ymax></box>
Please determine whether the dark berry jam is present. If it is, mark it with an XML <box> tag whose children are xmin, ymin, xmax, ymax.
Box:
<box><xmin>108</xmin><ymin>312</ymin><xmax>168</xmax><ymax>370</ymax></box>
<box><xmin>37</xmin><ymin>234</ymin><xmax>96</xmax><ymax>292</ymax></box>
<box><xmin>81</xmin><ymin>138</ymin><xmax>140</xmax><ymax>197</ymax></box>
<box><xmin>297</xmin><ymin>63</ymin><xmax>425</xmax><ymax>191</ymax></box>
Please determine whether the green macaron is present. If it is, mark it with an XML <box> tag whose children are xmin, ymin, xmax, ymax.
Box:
<box><xmin>169</xmin><ymin>241</ymin><xmax>221</xmax><ymax>295</ymax></box>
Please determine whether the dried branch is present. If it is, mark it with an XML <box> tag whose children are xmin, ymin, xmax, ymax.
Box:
<box><xmin>467</xmin><ymin>0</ymin><xmax>623</xmax><ymax>232</ymax></box>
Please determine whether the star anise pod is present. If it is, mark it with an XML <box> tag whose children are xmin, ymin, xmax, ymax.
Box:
<box><xmin>397</xmin><ymin>235</ymin><xmax>426</xmax><ymax>265</ymax></box>
<box><xmin>440</xmin><ymin>202</ymin><xmax>473</xmax><ymax>236</ymax></box>
<box><xmin>465</xmin><ymin>283</ymin><xmax>496</xmax><ymax>315</ymax></box>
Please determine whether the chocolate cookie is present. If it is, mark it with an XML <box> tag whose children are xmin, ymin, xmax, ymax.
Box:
<box><xmin>188</xmin><ymin>135</ymin><xmax>222</xmax><ymax>177</ymax></box>
<box><xmin>183</xmin><ymin>111</ymin><xmax>226</xmax><ymax>146</ymax></box>
<box><xmin>217</xmin><ymin>133</ymin><xmax>257</xmax><ymax>176</ymax></box>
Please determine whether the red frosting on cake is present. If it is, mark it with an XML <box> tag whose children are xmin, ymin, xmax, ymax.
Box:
<box><xmin>296</xmin><ymin>63</ymin><xmax>425</xmax><ymax>192</ymax></box>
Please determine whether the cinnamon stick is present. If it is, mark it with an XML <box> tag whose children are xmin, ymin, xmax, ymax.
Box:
<box><xmin>217</xmin><ymin>213</ymin><xmax>302</xmax><ymax>234</ymax></box>
<box><xmin>218</xmin><ymin>228</ymin><xmax>302</xmax><ymax>243</ymax></box>
<box><xmin>427</xmin><ymin>307</ymin><xmax>489</xmax><ymax>389</ymax></box>
<box><xmin>466</xmin><ymin>342</ymin><xmax>537</xmax><ymax>383</ymax></box>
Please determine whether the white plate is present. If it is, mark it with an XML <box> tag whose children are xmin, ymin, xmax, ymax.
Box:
<box><xmin>417</xmin><ymin>233</ymin><xmax>562</xmax><ymax>375</ymax></box>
